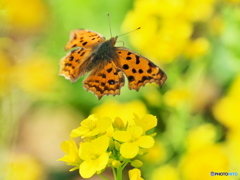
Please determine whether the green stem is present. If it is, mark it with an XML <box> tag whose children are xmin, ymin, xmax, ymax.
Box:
<box><xmin>115</xmin><ymin>160</ymin><xmax>130</xmax><ymax>180</ymax></box>
<box><xmin>116</xmin><ymin>167</ymin><xmax>122</xmax><ymax>180</ymax></box>
<box><xmin>112</xmin><ymin>167</ymin><xmax>117</xmax><ymax>180</ymax></box>
<box><xmin>121</xmin><ymin>160</ymin><xmax>130</xmax><ymax>169</ymax></box>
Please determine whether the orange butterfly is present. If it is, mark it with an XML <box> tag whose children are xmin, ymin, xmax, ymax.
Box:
<box><xmin>59</xmin><ymin>29</ymin><xmax>167</xmax><ymax>99</ymax></box>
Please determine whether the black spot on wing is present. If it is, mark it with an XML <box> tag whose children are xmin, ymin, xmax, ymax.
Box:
<box><xmin>147</xmin><ymin>69</ymin><xmax>152</xmax><ymax>73</ymax></box>
<box><xmin>107</xmin><ymin>68</ymin><xmax>113</xmax><ymax>73</ymax></box>
<box><xmin>123</xmin><ymin>64</ymin><xmax>129</xmax><ymax>70</ymax></box>
<box><xmin>128</xmin><ymin>76</ymin><xmax>135</xmax><ymax>82</ymax></box>
<box><xmin>82</xmin><ymin>42</ymin><xmax>88</xmax><ymax>46</ymax></box>
<box><xmin>108</xmin><ymin>80</ymin><xmax>116</xmax><ymax>85</ymax></box>
<box><xmin>135</xmin><ymin>55</ymin><xmax>140</xmax><ymax>64</ymax></box>
<box><xmin>69</xmin><ymin>56</ymin><xmax>74</xmax><ymax>61</ymax></box>
<box><xmin>138</xmin><ymin>69</ymin><xmax>143</xmax><ymax>73</ymax></box>
<box><xmin>98</xmin><ymin>73</ymin><xmax>106</xmax><ymax>78</ymax></box>
<box><xmin>132</xmin><ymin>69</ymin><xmax>137</xmax><ymax>73</ymax></box>
<box><xmin>80</xmin><ymin>51</ymin><xmax>86</xmax><ymax>56</ymax></box>
<box><xmin>72</xmin><ymin>44</ymin><xmax>77</xmax><ymax>48</ymax></box>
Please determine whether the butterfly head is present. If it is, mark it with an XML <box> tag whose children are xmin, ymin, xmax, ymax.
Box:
<box><xmin>109</xmin><ymin>36</ymin><xmax>118</xmax><ymax>46</ymax></box>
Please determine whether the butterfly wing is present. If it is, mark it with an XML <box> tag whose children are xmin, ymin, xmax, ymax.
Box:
<box><xmin>59</xmin><ymin>48</ymin><xmax>93</xmax><ymax>82</ymax></box>
<box><xmin>116</xmin><ymin>47</ymin><xmax>167</xmax><ymax>91</ymax></box>
<box><xmin>65</xmin><ymin>29</ymin><xmax>106</xmax><ymax>50</ymax></box>
<box><xmin>83</xmin><ymin>62</ymin><xmax>125</xmax><ymax>100</ymax></box>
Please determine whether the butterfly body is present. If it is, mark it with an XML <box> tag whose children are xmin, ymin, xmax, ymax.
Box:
<box><xmin>87</xmin><ymin>37</ymin><xmax>118</xmax><ymax>71</ymax></box>
<box><xmin>60</xmin><ymin>29</ymin><xmax>167</xmax><ymax>99</ymax></box>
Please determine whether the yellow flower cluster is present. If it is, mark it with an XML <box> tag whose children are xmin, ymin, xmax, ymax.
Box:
<box><xmin>1</xmin><ymin>0</ymin><xmax>48</xmax><ymax>33</ymax></box>
<box><xmin>59</xmin><ymin>114</ymin><xmax>157</xmax><ymax>179</ymax></box>
<box><xmin>0</xmin><ymin>0</ymin><xmax>54</xmax><ymax>97</ymax></box>
<box><xmin>0</xmin><ymin>49</ymin><xmax>56</xmax><ymax>97</ymax></box>
<box><xmin>122</xmin><ymin>0</ymin><xmax>218</xmax><ymax>63</ymax></box>
<box><xmin>212</xmin><ymin>75</ymin><xmax>240</xmax><ymax>170</ymax></box>
<box><xmin>213</xmin><ymin>75</ymin><xmax>240</xmax><ymax>130</ymax></box>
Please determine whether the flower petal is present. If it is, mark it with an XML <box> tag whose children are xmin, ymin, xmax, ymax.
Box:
<box><xmin>95</xmin><ymin>153</ymin><xmax>109</xmax><ymax>171</ymax></box>
<box><xmin>79</xmin><ymin>160</ymin><xmax>96</xmax><ymax>178</ymax></box>
<box><xmin>120</xmin><ymin>143</ymin><xmax>139</xmax><ymax>159</ymax></box>
<box><xmin>129</xmin><ymin>168</ymin><xmax>144</xmax><ymax>180</ymax></box>
<box><xmin>113</xmin><ymin>131</ymin><xmax>131</xmax><ymax>142</ymax></box>
<box><xmin>136</xmin><ymin>136</ymin><xmax>154</xmax><ymax>148</ymax></box>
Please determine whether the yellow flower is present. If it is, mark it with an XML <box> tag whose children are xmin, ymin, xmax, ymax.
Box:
<box><xmin>129</xmin><ymin>168</ymin><xmax>144</xmax><ymax>180</ymax></box>
<box><xmin>70</xmin><ymin>114</ymin><xmax>112</xmax><ymax>138</ymax></box>
<box><xmin>112</xmin><ymin>117</ymin><xmax>125</xmax><ymax>130</ymax></box>
<box><xmin>1</xmin><ymin>0</ymin><xmax>48</xmax><ymax>32</ymax></box>
<box><xmin>183</xmin><ymin>0</ymin><xmax>216</xmax><ymax>22</ymax></box>
<box><xmin>164</xmin><ymin>88</ymin><xmax>192</xmax><ymax>107</ymax></box>
<box><xmin>113</xmin><ymin>126</ymin><xmax>155</xmax><ymax>158</ymax></box>
<box><xmin>59</xmin><ymin>114</ymin><xmax>158</xmax><ymax>178</ymax></box>
<box><xmin>13</xmin><ymin>55</ymin><xmax>56</xmax><ymax>95</ymax></box>
<box><xmin>133</xmin><ymin>114</ymin><xmax>157</xmax><ymax>134</ymax></box>
<box><xmin>151</xmin><ymin>165</ymin><xmax>179</xmax><ymax>180</ymax></box>
<box><xmin>122</xmin><ymin>0</ymin><xmax>216</xmax><ymax>62</ymax></box>
<box><xmin>5</xmin><ymin>153</ymin><xmax>44</xmax><ymax>180</ymax></box>
<box><xmin>213</xmin><ymin>75</ymin><xmax>240</xmax><ymax>130</ymax></box>
<box><xmin>186</xmin><ymin>123</ymin><xmax>217</xmax><ymax>152</ymax></box>
<box><xmin>142</xmin><ymin>141</ymin><xmax>167</xmax><ymax>164</ymax></box>
<box><xmin>79</xmin><ymin>135</ymin><xmax>109</xmax><ymax>178</ymax></box>
<box><xmin>183</xmin><ymin>37</ymin><xmax>210</xmax><ymax>58</ymax></box>
<box><xmin>226</xmin><ymin>131</ymin><xmax>240</xmax><ymax>169</ymax></box>
<box><xmin>180</xmin><ymin>144</ymin><xmax>228</xmax><ymax>180</ymax></box>
<box><xmin>58</xmin><ymin>139</ymin><xmax>81</xmax><ymax>171</ymax></box>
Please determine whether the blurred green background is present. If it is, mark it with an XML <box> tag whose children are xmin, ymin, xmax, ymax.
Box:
<box><xmin>1</xmin><ymin>0</ymin><xmax>240</xmax><ymax>179</ymax></box>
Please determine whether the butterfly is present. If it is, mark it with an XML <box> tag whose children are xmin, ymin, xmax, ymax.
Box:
<box><xmin>59</xmin><ymin>29</ymin><xmax>167</xmax><ymax>99</ymax></box>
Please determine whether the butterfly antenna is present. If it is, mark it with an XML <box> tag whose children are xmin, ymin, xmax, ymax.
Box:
<box><xmin>107</xmin><ymin>13</ymin><xmax>113</xmax><ymax>37</ymax></box>
<box><xmin>118</xmin><ymin>27</ymin><xmax>141</xmax><ymax>37</ymax></box>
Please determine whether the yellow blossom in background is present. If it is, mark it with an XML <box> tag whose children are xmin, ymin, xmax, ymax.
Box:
<box><xmin>142</xmin><ymin>86</ymin><xmax>164</xmax><ymax>106</ymax></box>
<box><xmin>142</xmin><ymin>141</ymin><xmax>167</xmax><ymax>164</ymax></box>
<box><xmin>163</xmin><ymin>88</ymin><xmax>192</xmax><ymax>108</ymax></box>
<box><xmin>213</xmin><ymin>75</ymin><xmax>240</xmax><ymax>130</ymax></box>
<box><xmin>180</xmin><ymin>144</ymin><xmax>229</xmax><ymax>180</ymax></box>
<box><xmin>1</xmin><ymin>0</ymin><xmax>48</xmax><ymax>32</ymax></box>
<box><xmin>13</xmin><ymin>55</ymin><xmax>56</xmax><ymax>95</ymax></box>
<box><xmin>151</xmin><ymin>165</ymin><xmax>179</xmax><ymax>180</ymax></box>
<box><xmin>226</xmin><ymin>131</ymin><xmax>240</xmax><ymax>170</ymax></box>
<box><xmin>186</xmin><ymin>123</ymin><xmax>217</xmax><ymax>152</ymax></box>
<box><xmin>182</xmin><ymin>0</ymin><xmax>216</xmax><ymax>22</ymax></box>
<box><xmin>122</xmin><ymin>0</ymin><xmax>215</xmax><ymax>63</ymax></box>
<box><xmin>129</xmin><ymin>168</ymin><xmax>144</xmax><ymax>180</ymax></box>
<box><xmin>6</xmin><ymin>153</ymin><xmax>45</xmax><ymax>180</ymax></box>
<box><xmin>183</xmin><ymin>37</ymin><xmax>210</xmax><ymax>58</ymax></box>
